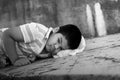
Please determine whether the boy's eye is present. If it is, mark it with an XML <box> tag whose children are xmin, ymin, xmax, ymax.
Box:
<box><xmin>58</xmin><ymin>38</ymin><xmax>61</xmax><ymax>44</ymax></box>
<box><xmin>57</xmin><ymin>38</ymin><xmax>63</xmax><ymax>50</ymax></box>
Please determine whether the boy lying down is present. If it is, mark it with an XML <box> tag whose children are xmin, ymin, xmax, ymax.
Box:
<box><xmin>0</xmin><ymin>22</ymin><xmax>86</xmax><ymax>67</ymax></box>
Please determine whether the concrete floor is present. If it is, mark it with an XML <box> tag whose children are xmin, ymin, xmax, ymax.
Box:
<box><xmin>1</xmin><ymin>33</ymin><xmax>120</xmax><ymax>78</ymax></box>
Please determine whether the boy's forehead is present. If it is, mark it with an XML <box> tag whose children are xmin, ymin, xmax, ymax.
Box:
<box><xmin>51</xmin><ymin>32</ymin><xmax>69</xmax><ymax>49</ymax></box>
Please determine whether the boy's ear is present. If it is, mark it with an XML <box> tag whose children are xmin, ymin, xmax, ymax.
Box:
<box><xmin>53</xmin><ymin>27</ymin><xmax>60</xmax><ymax>33</ymax></box>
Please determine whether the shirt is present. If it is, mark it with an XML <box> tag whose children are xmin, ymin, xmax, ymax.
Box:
<box><xmin>18</xmin><ymin>22</ymin><xmax>53</xmax><ymax>56</ymax></box>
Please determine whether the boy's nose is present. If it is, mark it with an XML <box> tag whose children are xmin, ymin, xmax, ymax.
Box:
<box><xmin>54</xmin><ymin>44</ymin><xmax>61</xmax><ymax>50</ymax></box>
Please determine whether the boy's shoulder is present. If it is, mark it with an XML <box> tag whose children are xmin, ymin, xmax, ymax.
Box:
<box><xmin>28</xmin><ymin>22</ymin><xmax>45</xmax><ymax>26</ymax></box>
<box><xmin>27</xmin><ymin>22</ymin><xmax>48</xmax><ymax>30</ymax></box>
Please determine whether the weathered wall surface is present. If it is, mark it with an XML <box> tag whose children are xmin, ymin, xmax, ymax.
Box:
<box><xmin>57</xmin><ymin>0</ymin><xmax>120</xmax><ymax>38</ymax></box>
<box><xmin>0</xmin><ymin>0</ymin><xmax>120</xmax><ymax>38</ymax></box>
<box><xmin>0</xmin><ymin>0</ymin><xmax>57</xmax><ymax>28</ymax></box>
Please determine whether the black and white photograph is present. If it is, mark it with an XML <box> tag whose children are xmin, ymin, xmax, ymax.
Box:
<box><xmin>0</xmin><ymin>0</ymin><xmax>120</xmax><ymax>80</ymax></box>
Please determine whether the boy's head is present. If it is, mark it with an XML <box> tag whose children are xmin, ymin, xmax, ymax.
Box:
<box><xmin>45</xmin><ymin>24</ymin><xmax>82</xmax><ymax>55</ymax></box>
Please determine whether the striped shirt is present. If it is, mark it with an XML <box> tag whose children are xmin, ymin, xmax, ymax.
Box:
<box><xmin>18</xmin><ymin>22</ymin><xmax>53</xmax><ymax>56</ymax></box>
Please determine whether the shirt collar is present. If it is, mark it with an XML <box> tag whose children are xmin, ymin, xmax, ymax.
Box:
<box><xmin>44</xmin><ymin>27</ymin><xmax>53</xmax><ymax>39</ymax></box>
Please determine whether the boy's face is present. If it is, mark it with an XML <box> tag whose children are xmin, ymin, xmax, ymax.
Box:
<box><xmin>45</xmin><ymin>32</ymin><xmax>69</xmax><ymax>56</ymax></box>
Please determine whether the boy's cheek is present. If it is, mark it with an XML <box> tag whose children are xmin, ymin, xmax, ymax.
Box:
<box><xmin>45</xmin><ymin>45</ymin><xmax>51</xmax><ymax>52</ymax></box>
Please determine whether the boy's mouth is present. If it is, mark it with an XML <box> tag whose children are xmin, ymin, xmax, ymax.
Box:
<box><xmin>46</xmin><ymin>45</ymin><xmax>58</xmax><ymax>56</ymax></box>
<box><xmin>46</xmin><ymin>45</ymin><xmax>55</xmax><ymax>52</ymax></box>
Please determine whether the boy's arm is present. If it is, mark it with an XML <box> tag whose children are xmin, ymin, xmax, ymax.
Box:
<box><xmin>2</xmin><ymin>27</ymin><xmax>30</xmax><ymax>65</ymax></box>
<box><xmin>38</xmin><ymin>53</ymin><xmax>52</xmax><ymax>58</ymax></box>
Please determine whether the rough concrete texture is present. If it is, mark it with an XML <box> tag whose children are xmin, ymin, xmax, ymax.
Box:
<box><xmin>1</xmin><ymin>33</ymin><xmax>120</xmax><ymax>79</ymax></box>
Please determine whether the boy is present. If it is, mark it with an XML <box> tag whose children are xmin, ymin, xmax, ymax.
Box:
<box><xmin>0</xmin><ymin>22</ymin><xmax>82</xmax><ymax>67</ymax></box>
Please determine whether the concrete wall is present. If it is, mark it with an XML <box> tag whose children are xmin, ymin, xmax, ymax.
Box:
<box><xmin>57</xmin><ymin>0</ymin><xmax>120</xmax><ymax>38</ymax></box>
<box><xmin>0</xmin><ymin>0</ymin><xmax>120</xmax><ymax>38</ymax></box>
<box><xmin>0</xmin><ymin>0</ymin><xmax>57</xmax><ymax>28</ymax></box>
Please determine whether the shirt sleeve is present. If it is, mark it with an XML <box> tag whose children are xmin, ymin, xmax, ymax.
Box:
<box><xmin>19</xmin><ymin>22</ymin><xmax>48</xmax><ymax>43</ymax></box>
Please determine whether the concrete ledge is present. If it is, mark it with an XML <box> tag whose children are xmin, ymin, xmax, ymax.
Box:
<box><xmin>1</xmin><ymin>33</ymin><xmax>120</xmax><ymax>79</ymax></box>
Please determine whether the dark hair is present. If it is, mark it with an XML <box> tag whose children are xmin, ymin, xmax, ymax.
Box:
<box><xmin>57</xmin><ymin>24</ymin><xmax>82</xmax><ymax>49</ymax></box>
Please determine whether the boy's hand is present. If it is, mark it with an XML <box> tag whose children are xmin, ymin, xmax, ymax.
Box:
<box><xmin>14</xmin><ymin>57</ymin><xmax>31</xmax><ymax>67</ymax></box>
<box><xmin>39</xmin><ymin>54</ymin><xmax>49</xmax><ymax>58</ymax></box>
